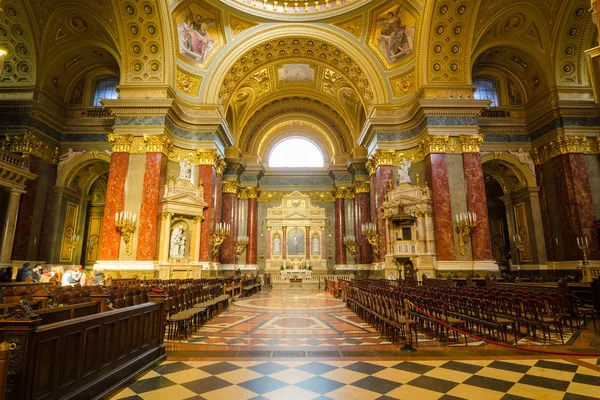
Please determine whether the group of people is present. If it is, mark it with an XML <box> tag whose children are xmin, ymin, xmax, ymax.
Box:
<box><xmin>0</xmin><ymin>263</ymin><xmax>105</xmax><ymax>286</ymax></box>
<box><xmin>0</xmin><ymin>263</ymin><xmax>45</xmax><ymax>282</ymax></box>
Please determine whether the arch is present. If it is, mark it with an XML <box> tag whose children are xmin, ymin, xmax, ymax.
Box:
<box><xmin>56</xmin><ymin>151</ymin><xmax>112</xmax><ymax>193</ymax></box>
<box><xmin>203</xmin><ymin>25</ymin><xmax>387</xmax><ymax>107</ymax></box>
<box><xmin>481</xmin><ymin>153</ymin><xmax>536</xmax><ymax>194</ymax></box>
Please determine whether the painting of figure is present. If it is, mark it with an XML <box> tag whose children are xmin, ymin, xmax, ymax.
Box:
<box><xmin>176</xmin><ymin>5</ymin><xmax>219</xmax><ymax>64</ymax></box>
<box><xmin>374</xmin><ymin>4</ymin><xmax>416</xmax><ymax>65</ymax></box>
<box><xmin>287</xmin><ymin>229</ymin><xmax>305</xmax><ymax>256</ymax></box>
<box><xmin>278</xmin><ymin>64</ymin><xmax>314</xmax><ymax>83</ymax></box>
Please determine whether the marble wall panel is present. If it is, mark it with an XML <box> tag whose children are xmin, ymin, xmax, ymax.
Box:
<box><xmin>463</xmin><ymin>153</ymin><xmax>493</xmax><ymax>261</ymax></box>
<box><xmin>535</xmin><ymin>165</ymin><xmax>555</xmax><ymax>262</ymax></box>
<box><xmin>542</xmin><ymin>162</ymin><xmax>564</xmax><ymax>260</ymax></box>
<box><xmin>99</xmin><ymin>152</ymin><xmax>130</xmax><ymax>260</ymax></box>
<box><xmin>376</xmin><ymin>166</ymin><xmax>393</xmax><ymax>262</ymax></box>
<box><xmin>120</xmin><ymin>154</ymin><xmax>145</xmax><ymax>260</ymax></box>
<box><xmin>335</xmin><ymin>197</ymin><xmax>346</xmax><ymax>265</ymax></box>
<box><xmin>198</xmin><ymin>165</ymin><xmax>215</xmax><ymax>262</ymax></box>
<box><xmin>425</xmin><ymin>154</ymin><xmax>456</xmax><ymax>261</ymax></box>
<box><xmin>584</xmin><ymin>155</ymin><xmax>600</xmax><ymax>219</ymax></box>
<box><xmin>355</xmin><ymin>192</ymin><xmax>372</xmax><ymax>264</ymax></box>
<box><xmin>446</xmin><ymin>155</ymin><xmax>468</xmax><ymax>260</ymax></box>
<box><xmin>246</xmin><ymin>198</ymin><xmax>258</xmax><ymax>265</ymax></box>
<box><xmin>12</xmin><ymin>157</ymin><xmax>40</xmax><ymax>260</ymax></box>
<box><xmin>136</xmin><ymin>153</ymin><xmax>167</xmax><ymax>261</ymax></box>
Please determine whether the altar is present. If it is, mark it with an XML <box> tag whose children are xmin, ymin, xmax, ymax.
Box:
<box><xmin>264</xmin><ymin>192</ymin><xmax>328</xmax><ymax>275</ymax></box>
<box><xmin>280</xmin><ymin>269</ymin><xmax>312</xmax><ymax>276</ymax></box>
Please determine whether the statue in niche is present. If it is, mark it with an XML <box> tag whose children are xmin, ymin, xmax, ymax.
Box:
<box><xmin>311</xmin><ymin>234</ymin><xmax>320</xmax><ymax>255</ymax></box>
<box><xmin>396</xmin><ymin>158</ymin><xmax>412</xmax><ymax>185</ymax></box>
<box><xmin>179</xmin><ymin>158</ymin><xmax>192</xmax><ymax>181</ymax></box>
<box><xmin>170</xmin><ymin>226</ymin><xmax>186</xmax><ymax>258</ymax></box>
<box><xmin>272</xmin><ymin>234</ymin><xmax>281</xmax><ymax>256</ymax></box>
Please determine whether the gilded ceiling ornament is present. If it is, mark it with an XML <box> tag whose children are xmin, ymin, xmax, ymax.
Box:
<box><xmin>333</xmin><ymin>15</ymin><xmax>363</xmax><ymax>39</ymax></box>
<box><xmin>143</xmin><ymin>134</ymin><xmax>172</xmax><ymax>155</ymax></box>
<box><xmin>459</xmin><ymin>135</ymin><xmax>483</xmax><ymax>153</ymax></box>
<box><xmin>390</xmin><ymin>71</ymin><xmax>414</xmax><ymax>97</ymax></box>
<box><xmin>229</xmin><ymin>15</ymin><xmax>257</xmax><ymax>38</ymax></box>
<box><xmin>108</xmin><ymin>134</ymin><xmax>134</xmax><ymax>153</ymax></box>
<box><xmin>176</xmin><ymin>70</ymin><xmax>201</xmax><ymax>96</ymax></box>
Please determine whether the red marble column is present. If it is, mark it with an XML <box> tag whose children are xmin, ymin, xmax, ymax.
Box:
<box><xmin>552</xmin><ymin>154</ymin><xmax>600</xmax><ymax>260</ymax></box>
<box><xmin>282</xmin><ymin>227</ymin><xmax>287</xmax><ymax>260</ymax></box>
<box><xmin>335</xmin><ymin>197</ymin><xmax>346</xmax><ymax>265</ymax></box>
<box><xmin>355</xmin><ymin>191</ymin><xmax>372</xmax><ymax>264</ymax></box>
<box><xmin>535</xmin><ymin>164</ymin><xmax>555</xmax><ymax>262</ymax></box>
<box><xmin>306</xmin><ymin>226</ymin><xmax>310</xmax><ymax>259</ymax></box>
<box><xmin>375</xmin><ymin>165</ymin><xmax>393</xmax><ymax>262</ymax></box>
<box><xmin>463</xmin><ymin>153</ymin><xmax>493</xmax><ymax>261</ymax></box>
<box><xmin>220</xmin><ymin>192</ymin><xmax>236</xmax><ymax>264</ymax></box>
<box><xmin>246</xmin><ymin>196</ymin><xmax>258</xmax><ymax>265</ymax></box>
<box><xmin>199</xmin><ymin>164</ymin><xmax>215</xmax><ymax>262</ymax></box>
<box><xmin>213</xmin><ymin>173</ymin><xmax>223</xmax><ymax>230</ymax></box>
<box><xmin>12</xmin><ymin>157</ymin><xmax>40</xmax><ymax>260</ymax></box>
<box><xmin>266</xmin><ymin>230</ymin><xmax>271</xmax><ymax>259</ymax></box>
<box><xmin>136</xmin><ymin>153</ymin><xmax>167</xmax><ymax>261</ymax></box>
<box><xmin>99</xmin><ymin>152</ymin><xmax>130</xmax><ymax>260</ymax></box>
<box><xmin>425</xmin><ymin>154</ymin><xmax>456</xmax><ymax>261</ymax></box>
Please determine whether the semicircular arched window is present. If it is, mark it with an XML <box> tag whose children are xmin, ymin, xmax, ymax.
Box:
<box><xmin>268</xmin><ymin>137</ymin><xmax>324</xmax><ymax>168</ymax></box>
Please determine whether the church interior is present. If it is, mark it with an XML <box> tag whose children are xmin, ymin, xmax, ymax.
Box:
<box><xmin>0</xmin><ymin>0</ymin><xmax>600</xmax><ymax>399</ymax></box>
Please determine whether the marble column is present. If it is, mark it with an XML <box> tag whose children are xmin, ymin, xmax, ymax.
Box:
<box><xmin>305</xmin><ymin>226</ymin><xmax>311</xmax><ymax>260</ymax></box>
<box><xmin>375</xmin><ymin>165</ymin><xmax>393</xmax><ymax>262</ymax></box>
<box><xmin>136</xmin><ymin>152</ymin><xmax>167</xmax><ymax>261</ymax></box>
<box><xmin>463</xmin><ymin>153</ymin><xmax>493</xmax><ymax>261</ymax></box>
<box><xmin>0</xmin><ymin>189</ymin><xmax>24</xmax><ymax>264</ymax></box>
<box><xmin>282</xmin><ymin>227</ymin><xmax>287</xmax><ymax>260</ymax></box>
<box><xmin>159</xmin><ymin>212</ymin><xmax>173</xmax><ymax>262</ymax></box>
<box><xmin>425</xmin><ymin>154</ymin><xmax>456</xmax><ymax>261</ymax></box>
<box><xmin>245</xmin><ymin>191</ymin><xmax>258</xmax><ymax>266</ymax></box>
<box><xmin>552</xmin><ymin>153</ymin><xmax>600</xmax><ymax>260</ymax></box>
<box><xmin>198</xmin><ymin>164</ymin><xmax>216</xmax><ymax>263</ymax></box>
<box><xmin>220</xmin><ymin>190</ymin><xmax>237</xmax><ymax>264</ymax></box>
<box><xmin>12</xmin><ymin>157</ymin><xmax>39</xmax><ymax>260</ymax></box>
<box><xmin>355</xmin><ymin>187</ymin><xmax>372</xmax><ymax>264</ymax></box>
<box><xmin>99</xmin><ymin>152</ymin><xmax>130</xmax><ymax>260</ymax></box>
<box><xmin>334</xmin><ymin>196</ymin><xmax>347</xmax><ymax>265</ymax></box>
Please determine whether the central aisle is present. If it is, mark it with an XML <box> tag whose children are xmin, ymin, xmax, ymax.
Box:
<box><xmin>112</xmin><ymin>286</ymin><xmax>600</xmax><ymax>400</ymax></box>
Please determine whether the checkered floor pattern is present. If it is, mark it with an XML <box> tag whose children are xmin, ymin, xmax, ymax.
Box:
<box><xmin>112</xmin><ymin>358</ymin><xmax>600</xmax><ymax>399</ymax></box>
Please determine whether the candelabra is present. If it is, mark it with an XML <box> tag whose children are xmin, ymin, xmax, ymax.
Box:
<box><xmin>210</xmin><ymin>222</ymin><xmax>231</xmax><ymax>257</ymax></box>
<box><xmin>234</xmin><ymin>235</ymin><xmax>249</xmax><ymax>264</ymax></box>
<box><xmin>115</xmin><ymin>211</ymin><xmax>137</xmax><ymax>255</ymax></box>
<box><xmin>577</xmin><ymin>236</ymin><xmax>591</xmax><ymax>281</ymax></box>
<box><xmin>455</xmin><ymin>212</ymin><xmax>477</xmax><ymax>256</ymax></box>
<box><xmin>361</xmin><ymin>223</ymin><xmax>380</xmax><ymax>256</ymax></box>
<box><xmin>343</xmin><ymin>235</ymin><xmax>358</xmax><ymax>257</ymax></box>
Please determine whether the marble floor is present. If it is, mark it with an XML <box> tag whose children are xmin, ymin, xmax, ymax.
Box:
<box><xmin>112</xmin><ymin>285</ymin><xmax>600</xmax><ymax>400</ymax></box>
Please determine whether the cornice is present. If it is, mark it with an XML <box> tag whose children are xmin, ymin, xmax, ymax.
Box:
<box><xmin>532</xmin><ymin>135</ymin><xmax>600</xmax><ymax>165</ymax></box>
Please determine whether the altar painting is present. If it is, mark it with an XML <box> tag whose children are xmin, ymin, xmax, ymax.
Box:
<box><xmin>287</xmin><ymin>229</ymin><xmax>305</xmax><ymax>256</ymax></box>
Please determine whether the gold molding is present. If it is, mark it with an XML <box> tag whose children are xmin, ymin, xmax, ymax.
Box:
<box><xmin>459</xmin><ymin>135</ymin><xmax>483</xmax><ymax>153</ymax></box>
<box><xmin>216</xmin><ymin>158</ymin><xmax>227</xmax><ymax>176</ymax></box>
<box><xmin>366</xmin><ymin>150</ymin><xmax>395</xmax><ymax>176</ymax></box>
<box><xmin>258</xmin><ymin>191</ymin><xmax>336</xmax><ymax>203</ymax></box>
<box><xmin>222</xmin><ymin>181</ymin><xmax>240</xmax><ymax>194</ymax></box>
<box><xmin>332</xmin><ymin>186</ymin><xmax>353</xmax><ymax>199</ymax></box>
<box><xmin>531</xmin><ymin>135</ymin><xmax>597</xmax><ymax>165</ymax></box>
<box><xmin>1</xmin><ymin>133</ymin><xmax>59</xmax><ymax>164</ymax></box>
<box><xmin>108</xmin><ymin>134</ymin><xmax>134</xmax><ymax>153</ymax></box>
<box><xmin>420</xmin><ymin>135</ymin><xmax>449</xmax><ymax>156</ymax></box>
<box><xmin>143</xmin><ymin>134</ymin><xmax>172</xmax><ymax>155</ymax></box>
<box><xmin>353</xmin><ymin>180</ymin><xmax>370</xmax><ymax>194</ymax></box>
<box><xmin>176</xmin><ymin>70</ymin><xmax>202</xmax><ymax>97</ymax></box>
<box><xmin>243</xmin><ymin>186</ymin><xmax>261</xmax><ymax>199</ymax></box>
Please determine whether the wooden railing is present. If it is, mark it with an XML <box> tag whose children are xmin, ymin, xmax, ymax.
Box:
<box><xmin>0</xmin><ymin>296</ymin><xmax>167</xmax><ymax>399</ymax></box>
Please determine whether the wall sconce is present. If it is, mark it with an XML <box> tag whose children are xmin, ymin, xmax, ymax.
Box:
<box><xmin>456</xmin><ymin>212</ymin><xmax>477</xmax><ymax>256</ymax></box>
<box><xmin>361</xmin><ymin>222</ymin><xmax>380</xmax><ymax>256</ymax></box>
<box><xmin>234</xmin><ymin>235</ymin><xmax>249</xmax><ymax>264</ymax></box>
<box><xmin>210</xmin><ymin>222</ymin><xmax>231</xmax><ymax>257</ymax></box>
<box><xmin>343</xmin><ymin>235</ymin><xmax>358</xmax><ymax>256</ymax></box>
<box><xmin>115</xmin><ymin>211</ymin><xmax>137</xmax><ymax>255</ymax></box>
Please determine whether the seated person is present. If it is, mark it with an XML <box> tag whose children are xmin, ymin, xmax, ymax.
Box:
<box><xmin>31</xmin><ymin>264</ymin><xmax>43</xmax><ymax>282</ymax></box>
<box><xmin>16</xmin><ymin>263</ymin><xmax>33</xmax><ymax>282</ymax></box>
<box><xmin>0</xmin><ymin>267</ymin><xmax>12</xmax><ymax>282</ymax></box>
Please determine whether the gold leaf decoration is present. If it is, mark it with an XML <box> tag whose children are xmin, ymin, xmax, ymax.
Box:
<box><xmin>176</xmin><ymin>70</ymin><xmax>201</xmax><ymax>96</ymax></box>
<box><xmin>390</xmin><ymin>71</ymin><xmax>414</xmax><ymax>98</ymax></box>
<box><xmin>229</xmin><ymin>15</ymin><xmax>257</xmax><ymax>38</ymax></box>
<box><xmin>333</xmin><ymin>15</ymin><xmax>363</xmax><ymax>40</ymax></box>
